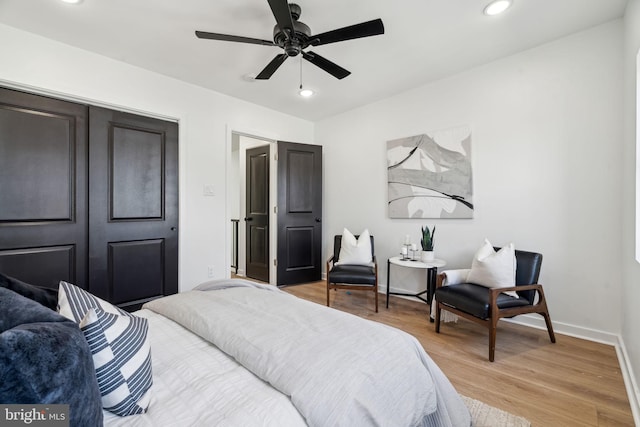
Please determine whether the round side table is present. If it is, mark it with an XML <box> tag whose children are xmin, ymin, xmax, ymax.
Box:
<box><xmin>386</xmin><ymin>255</ymin><xmax>446</xmax><ymax>309</ymax></box>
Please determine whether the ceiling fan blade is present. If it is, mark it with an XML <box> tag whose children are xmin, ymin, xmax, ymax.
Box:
<box><xmin>302</xmin><ymin>51</ymin><xmax>350</xmax><ymax>80</ymax></box>
<box><xmin>195</xmin><ymin>31</ymin><xmax>275</xmax><ymax>46</ymax></box>
<box><xmin>267</xmin><ymin>0</ymin><xmax>295</xmax><ymax>39</ymax></box>
<box><xmin>255</xmin><ymin>53</ymin><xmax>289</xmax><ymax>80</ymax></box>
<box><xmin>309</xmin><ymin>18</ymin><xmax>384</xmax><ymax>47</ymax></box>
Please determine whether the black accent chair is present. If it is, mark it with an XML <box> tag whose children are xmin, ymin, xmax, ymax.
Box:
<box><xmin>434</xmin><ymin>249</ymin><xmax>555</xmax><ymax>362</ymax></box>
<box><xmin>326</xmin><ymin>234</ymin><xmax>378</xmax><ymax>312</ymax></box>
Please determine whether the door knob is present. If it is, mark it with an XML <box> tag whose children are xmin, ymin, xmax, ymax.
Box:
<box><xmin>245</xmin><ymin>217</ymin><xmax>253</xmax><ymax>221</ymax></box>
<box><xmin>315</xmin><ymin>218</ymin><xmax>321</xmax><ymax>223</ymax></box>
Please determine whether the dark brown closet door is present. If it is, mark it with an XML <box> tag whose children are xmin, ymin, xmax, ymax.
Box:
<box><xmin>88</xmin><ymin>107</ymin><xmax>178</xmax><ymax>309</ymax></box>
<box><xmin>0</xmin><ymin>88</ymin><xmax>88</xmax><ymax>289</ymax></box>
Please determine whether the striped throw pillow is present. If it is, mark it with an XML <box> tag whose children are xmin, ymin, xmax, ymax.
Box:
<box><xmin>58</xmin><ymin>281</ymin><xmax>152</xmax><ymax>416</ymax></box>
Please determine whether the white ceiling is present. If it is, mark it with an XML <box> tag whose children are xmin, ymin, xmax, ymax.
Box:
<box><xmin>0</xmin><ymin>0</ymin><xmax>629</xmax><ymax>121</ymax></box>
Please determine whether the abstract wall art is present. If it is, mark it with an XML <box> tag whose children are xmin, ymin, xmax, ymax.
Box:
<box><xmin>387</xmin><ymin>125</ymin><xmax>474</xmax><ymax>219</ymax></box>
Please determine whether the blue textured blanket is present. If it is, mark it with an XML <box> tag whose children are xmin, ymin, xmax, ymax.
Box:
<box><xmin>0</xmin><ymin>287</ymin><xmax>103</xmax><ymax>427</ymax></box>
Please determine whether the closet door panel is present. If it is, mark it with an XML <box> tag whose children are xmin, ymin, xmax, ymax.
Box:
<box><xmin>108</xmin><ymin>240</ymin><xmax>164</xmax><ymax>305</ymax></box>
<box><xmin>89</xmin><ymin>107</ymin><xmax>178</xmax><ymax>309</ymax></box>
<box><xmin>0</xmin><ymin>88</ymin><xmax>88</xmax><ymax>289</ymax></box>
<box><xmin>0</xmin><ymin>108</ymin><xmax>73</xmax><ymax>220</ymax></box>
<box><xmin>111</xmin><ymin>126</ymin><xmax>163</xmax><ymax>219</ymax></box>
<box><xmin>0</xmin><ymin>246</ymin><xmax>75</xmax><ymax>290</ymax></box>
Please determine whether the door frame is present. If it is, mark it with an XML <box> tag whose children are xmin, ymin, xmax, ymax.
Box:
<box><xmin>227</xmin><ymin>129</ymin><xmax>278</xmax><ymax>284</ymax></box>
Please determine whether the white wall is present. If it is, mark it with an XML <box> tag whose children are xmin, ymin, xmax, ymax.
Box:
<box><xmin>0</xmin><ymin>23</ymin><xmax>314</xmax><ymax>292</ymax></box>
<box><xmin>316</xmin><ymin>21</ymin><xmax>624</xmax><ymax>341</ymax></box>
<box><xmin>622</xmin><ymin>0</ymin><xmax>640</xmax><ymax>421</ymax></box>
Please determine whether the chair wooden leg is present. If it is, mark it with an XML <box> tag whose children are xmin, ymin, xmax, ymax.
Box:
<box><xmin>434</xmin><ymin>303</ymin><xmax>441</xmax><ymax>333</ymax></box>
<box><xmin>326</xmin><ymin>281</ymin><xmax>330</xmax><ymax>307</ymax></box>
<box><xmin>374</xmin><ymin>286</ymin><xmax>378</xmax><ymax>313</ymax></box>
<box><xmin>542</xmin><ymin>311</ymin><xmax>556</xmax><ymax>343</ymax></box>
<box><xmin>536</xmin><ymin>286</ymin><xmax>556</xmax><ymax>343</ymax></box>
<box><xmin>489</xmin><ymin>316</ymin><xmax>499</xmax><ymax>362</ymax></box>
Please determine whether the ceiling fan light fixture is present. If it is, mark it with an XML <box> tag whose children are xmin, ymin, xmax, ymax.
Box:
<box><xmin>299</xmin><ymin>88</ymin><xmax>314</xmax><ymax>98</ymax></box>
<box><xmin>483</xmin><ymin>0</ymin><xmax>512</xmax><ymax>16</ymax></box>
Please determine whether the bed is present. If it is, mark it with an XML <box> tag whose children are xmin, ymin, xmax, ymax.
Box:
<box><xmin>0</xmin><ymin>276</ymin><xmax>471</xmax><ymax>427</ymax></box>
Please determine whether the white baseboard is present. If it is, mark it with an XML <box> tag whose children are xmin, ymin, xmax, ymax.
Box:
<box><xmin>231</xmin><ymin>268</ymin><xmax>245</xmax><ymax>277</ymax></box>
<box><xmin>379</xmin><ymin>283</ymin><xmax>640</xmax><ymax>421</ymax></box>
<box><xmin>504</xmin><ymin>313</ymin><xmax>618</xmax><ymax>345</ymax></box>
<box><xmin>617</xmin><ymin>337</ymin><xmax>640</xmax><ymax>426</ymax></box>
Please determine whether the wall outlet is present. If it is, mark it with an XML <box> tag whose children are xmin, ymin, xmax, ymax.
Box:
<box><xmin>207</xmin><ymin>265</ymin><xmax>214</xmax><ymax>278</ymax></box>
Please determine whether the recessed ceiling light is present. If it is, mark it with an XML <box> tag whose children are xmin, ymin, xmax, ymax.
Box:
<box><xmin>483</xmin><ymin>0</ymin><xmax>512</xmax><ymax>16</ymax></box>
<box><xmin>299</xmin><ymin>88</ymin><xmax>314</xmax><ymax>98</ymax></box>
<box><xmin>61</xmin><ymin>0</ymin><xmax>83</xmax><ymax>4</ymax></box>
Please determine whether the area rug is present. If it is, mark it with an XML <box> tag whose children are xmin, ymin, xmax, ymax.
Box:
<box><xmin>461</xmin><ymin>395</ymin><xmax>531</xmax><ymax>427</ymax></box>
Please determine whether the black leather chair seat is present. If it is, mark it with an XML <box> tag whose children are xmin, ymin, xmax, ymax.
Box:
<box><xmin>436</xmin><ymin>283</ymin><xmax>531</xmax><ymax>319</ymax></box>
<box><xmin>328</xmin><ymin>264</ymin><xmax>376</xmax><ymax>285</ymax></box>
<box><xmin>327</xmin><ymin>233</ymin><xmax>378</xmax><ymax>312</ymax></box>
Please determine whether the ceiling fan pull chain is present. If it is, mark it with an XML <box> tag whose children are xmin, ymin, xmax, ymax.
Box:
<box><xmin>299</xmin><ymin>56</ymin><xmax>303</xmax><ymax>90</ymax></box>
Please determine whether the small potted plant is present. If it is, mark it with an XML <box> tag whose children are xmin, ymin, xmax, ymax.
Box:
<box><xmin>420</xmin><ymin>225</ymin><xmax>435</xmax><ymax>262</ymax></box>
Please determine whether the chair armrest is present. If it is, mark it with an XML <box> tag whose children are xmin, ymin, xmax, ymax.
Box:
<box><xmin>436</xmin><ymin>273</ymin><xmax>446</xmax><ymax>289</ymax></box>
<box><xmin>488</xmin><ymin>284</ymin><xmax>545</xmax><ymax>304</ymax></box>
<box><xmin>488</xmin><ymin>284</ymin><xmax>542</xmax><ymax>294</ymax></box>
<box><xmin>371</xmin><ymin>255</ymin><xmax>378</xmax><ymax>283</ymax></box>
<box><xmin>326</xmin><ymin>255</ymin><xmax>335</xmax><ymax>273</ymax></box>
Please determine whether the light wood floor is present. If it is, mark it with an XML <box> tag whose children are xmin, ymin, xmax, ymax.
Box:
<box><xmin>279</xmin><ymin>281</ymin><xmax>634</xmax><ymax>426</ymax></box>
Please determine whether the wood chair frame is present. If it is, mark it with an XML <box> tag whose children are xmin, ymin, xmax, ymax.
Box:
<box><xmin>434</xmin><ymin>274</ymin><xmax>556</xmax><ymax>362</ymax></box>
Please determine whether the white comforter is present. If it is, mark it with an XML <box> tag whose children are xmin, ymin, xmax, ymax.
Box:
<box><xmin>143</xmin><ymin>280</ymin><xmax>471</xmax><ymax>427</ymax></box>
<box><xmin>102</xmin><ymin>308</ymin><xmax>307</xmax><ymax>427</ymax></box>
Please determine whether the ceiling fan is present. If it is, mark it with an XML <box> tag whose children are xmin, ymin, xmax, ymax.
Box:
<box><xmin>195</xmin><ymin>0</ymin><xmax>384</xmax><ymax>80</ymax></box>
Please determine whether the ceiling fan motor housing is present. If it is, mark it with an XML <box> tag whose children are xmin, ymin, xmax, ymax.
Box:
<box><xmin>272</xmin><ymin>3</ymin><xmax>310</xmax><ymax>57</ymax></box>
<box><xmin>288</xmin><ymin>3</ymin><xmax>301</xmax><ymax>20</ymax></box>
<box><xmin>273</xmin><ymin>21</ymin><xmax>310</xmax><ymax>56</ymax></box>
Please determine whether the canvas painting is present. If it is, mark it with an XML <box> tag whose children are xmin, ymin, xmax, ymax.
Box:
<box><xmin>387</xmin><ymin>125</ymin><xmax>474</xmax><ymax>219</ymax></box>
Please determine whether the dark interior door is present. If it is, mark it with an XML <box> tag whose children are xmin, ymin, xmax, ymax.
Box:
<box><xmin>88</xmin><ymin>107</ymin><xmax>178</xmax><ymax>309</ymax></box>
<box><xmin>277</xmin><ymin>141</ymin><xmax>322</xmax><ymax>285</ymax></box>
<box><xmin>245</xmin><ymin>145</ymin><xmax>270</xmax><ymax>282</ymax></box>
<box><xmin>0</xmin><ymin>88</ymin><xmax>88</xmax><ymax>289</ymax></box>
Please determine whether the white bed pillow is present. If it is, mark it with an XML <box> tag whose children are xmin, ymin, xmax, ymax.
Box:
<box><xmin>466</xmin><ymin>239</ymin><xmax>518</xmax><ymax>298</ymax></box>
<box><xmin>58</xmin><ymin>281</ymin><xmax>153</xmax><ymax>416</ymax></box>
<box><xmin>337</xmin><ymin>228</ymin><xmax>372</xmax><ymax>265</ymax></box>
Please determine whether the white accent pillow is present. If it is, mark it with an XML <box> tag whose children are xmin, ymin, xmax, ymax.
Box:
<box><xmin>58</xmin><ymin>281</ymin><xmax>153</xmax><ymax>416</ymax></box>
<box><xmin>337</xmin><ymin>228</ymin><xmax>372</xmax><ymax>265</ymax></box>
<box><xmin>466</xmin><ymin>239</ymin><xmax>518</xmax><ymax>298</ymax></box>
